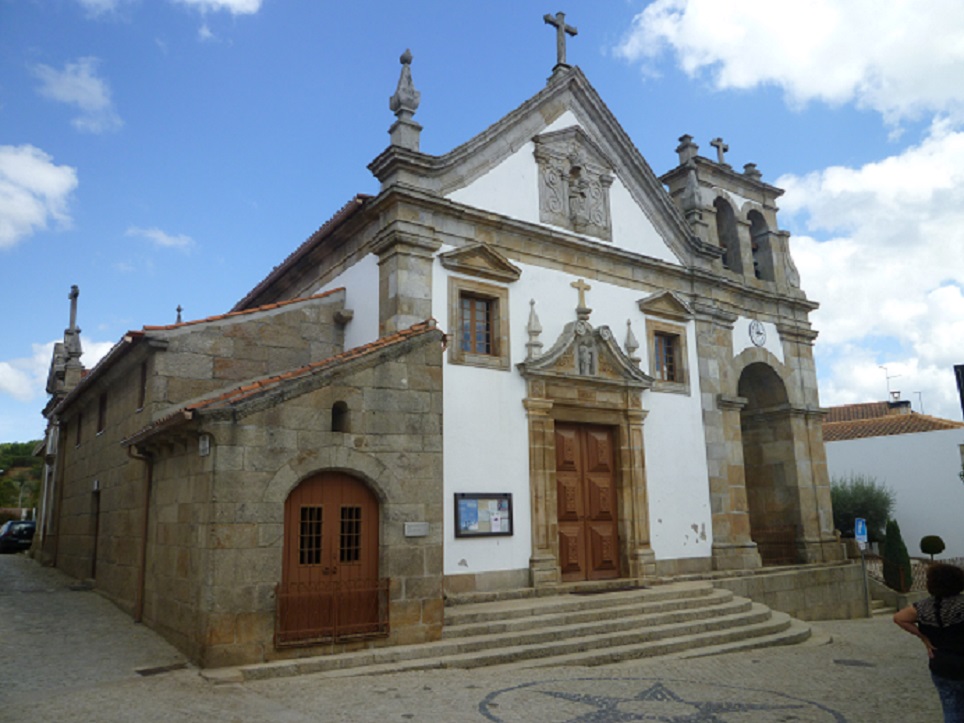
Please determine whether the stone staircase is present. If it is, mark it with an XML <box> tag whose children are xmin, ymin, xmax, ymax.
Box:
<box><xmin>209</xmin><ymin>580</ymin><xmax>817</xmax><ymax>683</ymax></box>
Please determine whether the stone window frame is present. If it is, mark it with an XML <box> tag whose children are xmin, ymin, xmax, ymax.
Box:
<box><xmin>447</xmin><ymin>276</ymin><xmax>511</xmax><ymax>371</ymax></box>
<box><xmin>645</xmin><ymin>319</ymin><xmax>690</xmax><ymax>395</ymax></box>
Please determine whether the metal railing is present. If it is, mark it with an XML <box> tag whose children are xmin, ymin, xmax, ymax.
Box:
<box><xmin>275</xmin><ymin>578</ymin><xmax>390</xmax><ymax>647</ymax></box>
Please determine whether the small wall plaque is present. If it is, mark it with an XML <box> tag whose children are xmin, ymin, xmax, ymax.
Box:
<box><xmin>404</xmin><ymin>521</ymin><xmax>430</xmax><ymax>538</ymax></box>
<box><xmin>454</xmin><ymin>492</ymin><xmax>513</xmax><ymax>538</ymax></box>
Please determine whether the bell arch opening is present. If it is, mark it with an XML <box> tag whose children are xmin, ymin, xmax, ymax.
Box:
<box><xmin>737</xmin><ymin>362</ymin><xmax>802</xmax><ymax>565</ymax></box>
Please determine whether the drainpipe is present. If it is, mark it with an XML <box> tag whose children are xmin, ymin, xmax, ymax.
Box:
<box><xmin>128</xmin><ymin>445</ymin><xmax>154</xmax><ymax>623</ymax></box>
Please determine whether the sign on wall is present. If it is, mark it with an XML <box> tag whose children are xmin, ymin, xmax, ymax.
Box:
<box><xmin>454</xmin><ymin>493</ymin><xmax>513</xmax><ymax>538</ymax></box>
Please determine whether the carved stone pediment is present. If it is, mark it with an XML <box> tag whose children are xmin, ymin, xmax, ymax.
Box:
<box><xmin>518</xmin><ymin>318</ymin><xmax>653</xmax><ymax>390</ymax></box>
<box><xmin>533</xmin><ymin>126</ymin><xmax>614</xmax><ymax>241</ymax></box>
<box><xmin>438</xmin><ymin>243</ymin><xmax>522</xmax><ymax>283</ymax></box>
<box><xmin>637</xmin><ymin>291</ymin><xmax>694</xmax><ymax>322</ymax></box>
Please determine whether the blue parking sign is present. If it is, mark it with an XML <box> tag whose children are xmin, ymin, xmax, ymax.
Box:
<box><xmin>855</xmin><ymin>517</ymin><xmax>868</xmax><ymax>546</ymax></box>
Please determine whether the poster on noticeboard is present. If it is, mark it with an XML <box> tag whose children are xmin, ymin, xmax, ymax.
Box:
<box><xmin>454</xmin><ymin>493</ymin><xmax>513</xmax><ymax>538</ymax></box>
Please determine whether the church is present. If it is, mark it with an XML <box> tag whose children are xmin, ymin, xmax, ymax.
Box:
<box><xmin>36</xmin><ymin>14</ymin><xmax>846</xmax><ymax>667</ymax></box>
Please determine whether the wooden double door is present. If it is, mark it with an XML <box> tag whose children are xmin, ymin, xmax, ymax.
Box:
<box><xmin>277</xmin><ymin>472</ymin><xmax>385</xmax><ymax>645</ymax></box>
<box><xmin>555</xmin><ymin>424</ymin><xmax>620</xmax><ymax>582</ymax></box>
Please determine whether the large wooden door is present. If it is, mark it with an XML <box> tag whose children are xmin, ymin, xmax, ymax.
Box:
<box><xmin>555</xmin><ymin>424</ymin><xmax>620</xmax><ymax>582</ymax></box>
<box><xmin>277</xmin><ymin>472</ymin><xmax>385</xmax><ymax>645</ymax></box>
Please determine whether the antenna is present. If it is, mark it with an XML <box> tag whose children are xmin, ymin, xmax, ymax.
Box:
<box><xmin>879</xmin><ymin>365</ymin><xmax>901</xmax><ymax>398</ymax></box>
<box><xmin>914</xmin><ymin>391</ymin><xmax>924</xmax><ymax>415</ymax></box>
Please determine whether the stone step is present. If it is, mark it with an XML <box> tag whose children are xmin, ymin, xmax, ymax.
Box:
<box><xmin>206</xmin><ymin>582</ymin><xmax>814</xmax><ymax>684</ymax></box>
<box><xmin>444</xmin><ymin>589</ymin><xmax>745</xmax><ymax>642</ymax></box>
<box><xmin>870</xmin><ymin>598</ymin><xmax>895</xmax><ymax>616</ymax></box>
<box><xmin>445</xmin><ymin>580</ymin><xmax>716</xmax><ymax>627</ymax></box>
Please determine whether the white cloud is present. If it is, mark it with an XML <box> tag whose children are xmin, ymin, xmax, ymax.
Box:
<box><xmin>33</xmin><ymin>57</ymin><xmax>123</xmax><ymax>134</ymax></box>
<box><xmin>173</xmin><ymin>0</ymin><xmax>262</xmax><ymax>15</ymax></box>
<box><xmin>0</xmin><ymin>145</ymin><xmax>78</xmax><ymax>249</ymax></box>
<box><xmin>0</xmin><ymin>339</ymin><xmax>113</xmax><ymax>406</ymax></box>
<box><xmin>126</xmin><ymin>226</ymin><xmax>195</xmax><ymax>250</ymax></box>
<box><xmin>617</xmin><ymin>0</ymin><xmax>964</xmax><ymax>124</ymax></box>
<box><xmin>76</xmin><ymin>0</ymin><xmax>132</xmax><ymax>16</ymax></box>
<box><xmin>786</xmin><ymin>122</ymin><xmax>964</xmax><ymax>420</ymax></box>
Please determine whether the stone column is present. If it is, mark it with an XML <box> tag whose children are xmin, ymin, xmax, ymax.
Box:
<box><xmin>623</xmin><ymin>405</ymin><xmax>655</xmax><ymax>579</ymax></box>
<box><xmin>372</xmin><ymin>231</ymin><xmax>440</xmax><ymax>337</ymax></box>
<box><xmin>524</xmin><ymin>396</ymin><xmax>561</xmax><ymax>587</ymax></box>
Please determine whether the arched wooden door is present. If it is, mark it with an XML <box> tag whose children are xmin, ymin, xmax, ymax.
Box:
<box><xmin>556</xmin><ymin>424</ymin><xmax>620</xmax><ymax>582</ymax></box>
<box><xmin>276</xmin><ymin>472</ymin><xmax>386</xmax><ymax>646</ymax></box>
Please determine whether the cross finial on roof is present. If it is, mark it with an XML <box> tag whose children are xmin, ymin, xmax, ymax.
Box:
<box><xmin>176</xmin><ymin>305</ymin><xmax>183</xmax><ymax>324</ymax></box>
<box><xmin>710</xmin><ymin>137</ymin><xmax>729</xmax><ymax>165</ymax></box>
<box><xmin>68</xmin><ymin>285</ymin><xmax>79</xmax><ymax>332</ymax></box>
<box><xmin>571</xmin><ymin>278</ymin><xmax>591</xmax><ymax>309</ymax></box>
<box><xmin>544</xmin><ymin>11</ymin><xmax>577</xmax><ymax>70</ymax></box>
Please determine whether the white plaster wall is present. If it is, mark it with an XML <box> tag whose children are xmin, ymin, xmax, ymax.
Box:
<box><xmin>825</xmin><ymin>430</ymin><xmax>964</xmax><ymax>558</ymax></box>
<box><xmin>315</xmin><ymin>253</ymin><xmax>380</xmax><ymax>350</ymax></box>
<box><xmin>446</xmin><ymin>113</ymin><xmax>679</xmax><ymax>265</ymax></box>
<box><xmin>436</xmin><ymin>251</ymin><xmax>713</xmax><ymax>575</ymax></box>
<box><xmin>732</xmin><ymin>316</ymin><xmax>784</xmax><ymax>364</ymax></box>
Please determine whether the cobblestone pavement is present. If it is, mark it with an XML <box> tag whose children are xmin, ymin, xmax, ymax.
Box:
<box><xmin>0</xmin><ymin>554</ymin><xmax>942</xmax><ymax>722</ymax></box>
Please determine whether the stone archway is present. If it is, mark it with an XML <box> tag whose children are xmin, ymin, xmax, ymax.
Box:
<box><xmin>737</xmin><ymin>362</ymin><xmax>803</xmax><ymax>565</ymax></box>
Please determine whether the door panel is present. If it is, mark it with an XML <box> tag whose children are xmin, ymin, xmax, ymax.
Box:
<box><xmin>555</xmin><ymin>424</ymin><xmax>619</xmax><ymax>582</ymax></box>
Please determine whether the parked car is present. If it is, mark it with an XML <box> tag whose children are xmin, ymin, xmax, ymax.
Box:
<box><xmin>0</xmin><ymin>520</ymin><xmax>35</xmax><ymax>553</ymax></box>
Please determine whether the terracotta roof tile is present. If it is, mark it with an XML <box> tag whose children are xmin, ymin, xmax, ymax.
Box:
<box><xmin>121</xmin><ymin>319</ymin><xmax>441</xmax><ymax>446</ymax></box>
<box><xmin>824</xmin><ymin>402</ymin><xmax>964</xmax><ymax>441</ymax></box>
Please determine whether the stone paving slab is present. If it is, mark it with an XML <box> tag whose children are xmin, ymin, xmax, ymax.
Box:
<box><xmin>0</xmin><ymin>554</ymin><xmax>941</xmax><ymax>722</ymax></box>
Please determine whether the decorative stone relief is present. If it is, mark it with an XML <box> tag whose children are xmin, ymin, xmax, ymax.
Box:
<box><xmin>533</xmin><ymin>127</ymin><xmax>614</xmax><ymax>241</ymax></box>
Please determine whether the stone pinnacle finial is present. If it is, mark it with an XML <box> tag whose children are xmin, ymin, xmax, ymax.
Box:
<box><xmin>526</xmin><ymin>299</ymin><xmax>544</xmax><ymax>360</ymax></box>
<box><xmin>625</xmin><ymin>319</ymin><xmax>640</xmax><ymax>366</ymax></box>
<box><xmin>388</xmin><ymin>49</ymin><xmax>422</xmax><ymax>151</ymax></box>
<box><xmin>176</xmin><ymin>305</ymin><xmax>183</xmax><ymax>324</ymax></box>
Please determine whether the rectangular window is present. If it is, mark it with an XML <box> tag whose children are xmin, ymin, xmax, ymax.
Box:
<box><xmin>460</xmin><ymin>294</ymin><xmax>494</xmax><ymax>355</ymax></box>
<box><xmin>654</xmin><ymin>332</ymin><xmax>679</xmax><ymax>382</ymax></box>
<box><xmin>339</xmin><ymin>506</ymin><xmax>362</xmax><ymax>563</ymax></box>
<box><xmin>299</xmin><ymin>506</ymin><xmax>323</xmax><ymax>565</ymax></box>
<box><xmin>137</xmin><ymin>362</ymin><xmax>148</xmax><ymax>411</ymax></box>
<box><xmin>97</xmin><ymin>393</ymin><xmax>108</xmax><ymax>433</ymax></box>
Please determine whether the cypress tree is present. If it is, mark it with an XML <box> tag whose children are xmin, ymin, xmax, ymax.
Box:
<box><xmin>883</xmin><ymin>519</ymin><xmax>913</xmax><ymax>592</ymax></box>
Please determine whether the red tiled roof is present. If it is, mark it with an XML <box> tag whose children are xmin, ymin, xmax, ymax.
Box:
<box><xmin>823</xmin><ymin>402</ymin><xmax>964</xmax><ymax>441</ymax></box>
<box><xmin>232</xmin><ymin>194</ymin><xmax>372</xmax><ymax>312</ymax></box>
<box><xmin>121</xmin><ymin>320</ymin><xmax>441</xmax><ymax>446</ymax></box>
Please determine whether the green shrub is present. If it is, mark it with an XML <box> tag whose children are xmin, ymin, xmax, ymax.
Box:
<box><xmin>883</xmin><ymin>520</ymin><xmax>913</xmax><ymax>592</ymax></box>
<box><xmin>830</xmin><ymin>474</ymin><xmax>895</xmax><ymax>542</ymax></box>
<box><xmin>920</xmin><ymin>535</ymin><xmax>946</xmax><ymax>560</ymax></box>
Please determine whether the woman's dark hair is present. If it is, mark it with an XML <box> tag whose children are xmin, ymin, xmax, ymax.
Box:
<box><xmin>926</xmin><ymin>563</ymin><xmax>964</xmax><ymax>597</ymax></box>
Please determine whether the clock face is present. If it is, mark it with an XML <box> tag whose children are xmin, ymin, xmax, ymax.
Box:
<box><xmin>749</xmin><ymin>320</ymin><xmax>767</xmax><ymax>347</ymax></box>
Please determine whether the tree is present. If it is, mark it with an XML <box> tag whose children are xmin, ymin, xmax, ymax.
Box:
<box><xmin>883</xmin><ymin>519</ymin><xmax>913</xmax><ymax>593</ymax></box>
<box><xmin>830</xmin><ymin>473</ymin><xmax>895</xmax><ymax>542</ymax></box>
<box><xmin>920</xmin><ymin>535</ymin><xmax>945</xmax><ymax>560</ymax></box>
<box><xmin>0</xmin><ymin>441</ymin><xmax>43</xmax><ymax>509</ymax></box>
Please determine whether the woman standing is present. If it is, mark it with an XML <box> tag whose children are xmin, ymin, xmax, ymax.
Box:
<box><xmin>894</xmin><ymin>562</ymin><xmax>964</xmax><ymax>722</ymax></box>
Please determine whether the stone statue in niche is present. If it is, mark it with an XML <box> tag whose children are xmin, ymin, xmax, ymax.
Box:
<box><xmin>534</xmin><ymin>128</ymin><xmax>613</xmax><ymax>241</ymax></box>
<box><xmin>577</xmin><ymin>342</ymin><xmax>596</xmax><ymax>376</ymax></box>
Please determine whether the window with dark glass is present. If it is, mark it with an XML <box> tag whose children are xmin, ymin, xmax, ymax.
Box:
<box><xmin>339</xmin><ymin>506</ymin><xmax>362</xmax><ymax>563</ymax></box>
<box><xmin>299</xmin><ymin>506</ymin><xmax>323</xmax><ymax>565</ymax></box>
<box><xmin>654</xmin><ymin>332</ymin><xmax>680</xmax><ymax>382</ymax></box>
<box><xmin>460</xmin><ymin>294</ymin><xmax>494</xmax><ymax>355</ymax></box>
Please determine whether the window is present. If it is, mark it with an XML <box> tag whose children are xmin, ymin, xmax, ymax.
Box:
<box><xmin>645</xmin><ymin>318</ymin><xmax>690</xmax><ymax>394</ymax></box>
<box><xmin>714</xmin><ymin>197</ymin><xmax>742</xmax><ymax>274</ymax></box>
<box><xmin>460</xmin><ymin>294</ymin><xmax>493</xmax><ymax>355</ymax></box>
<box><xmin>137</xmin><ymin>362</ymin><xmax>148</xmax><ymax>411</ymax></box>
<box><xmin>331</xmin><ymin>401</ymin><xmax>350</xmax><ymax>433</ymax></box>
<box><xmin>299</xmin><ymin>506</ymin><xmax>323</xmax><ymax>565</ymax></box>
<box><xmin>448</xmin><ymin>277</ymin><xmax>511</xmax><ymax>370</ymax></box>
<box><xmin>97</xmin><ymin>393</ymin><xmax>108</xmax><ymax>434</ymax></box>
<box><xmin>339</xmin><ymin>506</ymin><xmax>362</xmax><ymax>563</ymax></box>
<box><xmin>75</xmin><ymin>412</ymin><xmax>83</xmax><ymax>446</ymax></box>
<box><xmin>653</xmin><ymin>332</ymin><xmax>680</xmax><ymax>382</ymax></box>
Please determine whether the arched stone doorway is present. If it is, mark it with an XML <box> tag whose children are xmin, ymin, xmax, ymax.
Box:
<box><xmin>738</xmin><ymin>362</ymin><xmax>803</xmax><ymax>565</ymax></box>
<box><xmin>276</xmin><ymin>471</ymin><xmax>386</xmax><ymax>645</ymax></box>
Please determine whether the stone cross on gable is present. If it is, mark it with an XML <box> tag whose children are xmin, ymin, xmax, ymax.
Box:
<box><xmin>544</xmin><ymin>11</ymin><xmax>577</xmax><ymax>69</ymax></box>
<box><xmin>571</xmin><ymin>278</ymin><xmax>591</xmax><ymax>308</ymax></box>
<box><xmin>710</xmin><ymin>137</ymin><xmax>729</xmax><ymax>165</ymax></box>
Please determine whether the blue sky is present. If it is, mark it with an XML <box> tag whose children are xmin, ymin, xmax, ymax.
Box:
<box><xmin>3</xmin><ymin>0</ymin><xmax>964</xmax><ymax>443</ymax></box>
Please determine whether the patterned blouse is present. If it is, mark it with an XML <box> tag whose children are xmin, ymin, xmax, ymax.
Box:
<box><xmin>915</xmin><ymin>594</ymin><xmax>964</xmax><ymax>656</ymax></box>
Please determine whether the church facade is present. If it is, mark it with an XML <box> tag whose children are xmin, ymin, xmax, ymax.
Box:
<box><xmin>37</xmin><ymin>23</ymin><xmax>843</xmax><ymax>667</ymax></box>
